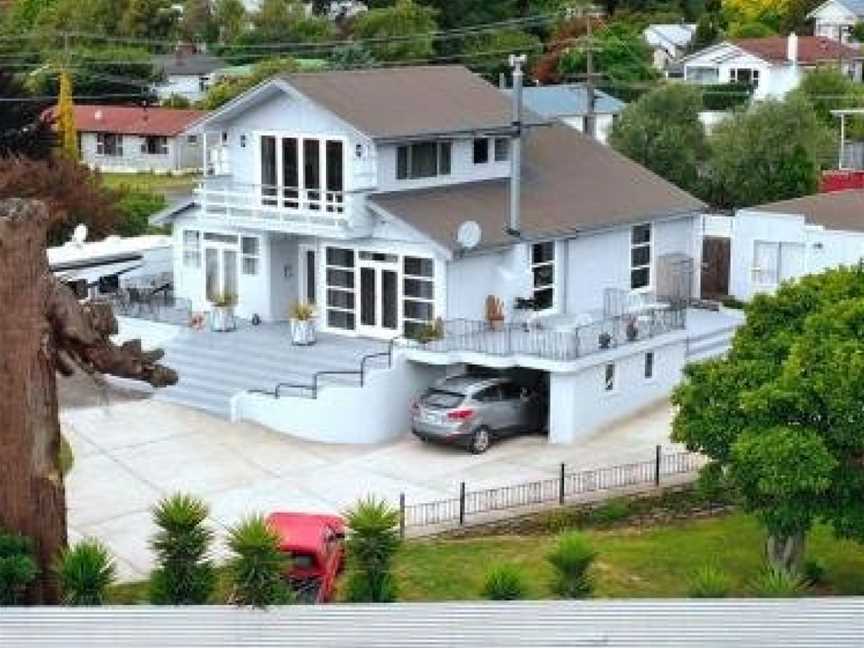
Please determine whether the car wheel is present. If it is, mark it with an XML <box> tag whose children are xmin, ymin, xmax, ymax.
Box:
<box><xmin>470</xmin><ymin>427</ymin><xmax>492</xmax><ymax>454</ymax></box>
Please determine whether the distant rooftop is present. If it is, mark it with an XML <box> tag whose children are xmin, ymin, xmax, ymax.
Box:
<box><xmin>52</xmin><ymin>105</ymin><xmax>206</xmax><ymax>137</ymax></box>
<box><xmin>750</xmin><ymin>189</ymin><xmax>864</xmax><ymax>232</ymax></box>
<box><xmin>504</xmin><ymin>84</ymin><xmax>626</xmax><ymax>119</ymax></box>
<box><xmin>644</xmin><ymin>23</ymin><xmax>697</xmax><ymax>49</ymax></box>
<box><xmin>154</xmin><ymin>51</ymin><xmax>226</xmax><ymax>76</ymax></box>
<box><xmin>732</xmin><ymin>35</ymin><xmax>863</xmax><ymax>64</ymax></box>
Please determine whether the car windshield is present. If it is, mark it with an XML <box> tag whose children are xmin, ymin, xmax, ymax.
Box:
<box><xmin>421</xmin><ymin>390</ymin><xmax>464</xmax><ymax>409</ymax></box>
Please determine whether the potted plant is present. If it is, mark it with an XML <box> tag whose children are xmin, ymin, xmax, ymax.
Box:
<box><xmin>625</xmin><ymin>316</ymin><xmax>639</xmax><ymax>342</ymax></box>
<box><xmin>598</xmin><ymin>332</ymin><xmax>612</xmax><ymax>349</ymax></box>
<box><xmin>290</xmin><ymin>301</ymin><xmax>317</xmax><ymax>346</ymax></box>
<box><xmin>209</xmin><ymin>292</ymin><xmax>237</xmax><ymax>332</ymax></box>
<box><xmin>414</xmin><ymin>317</ymin><xmax>444</xmax><ymax>344</ymax></box>
<box><xmin>485</xmin><ymin>295</ymin><xmax>505</xmax><ymax>331</ymax></box>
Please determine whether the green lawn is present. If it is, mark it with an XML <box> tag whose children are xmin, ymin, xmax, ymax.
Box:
<box><xmin>394</xmin><ymin>513</ymin><xmax>864</xmax><ymax>600</ymax></box>
<box><xmin>101</xmin><ymin>172</ymin><xmax>200</xmax><ymax>195</ymax></box>
<box><xmin>107</xmin><ymin>513</ymin><xmax>864</xmax><ymax>603</ymax></box>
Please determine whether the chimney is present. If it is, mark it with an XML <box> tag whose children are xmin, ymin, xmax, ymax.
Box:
<box><xmin>787</xmin><ymin>32</ymin><xmax>798</xmax><ymax>64</ymax></box>
<box><xmin>507</xmin><ymin>54</ymin><xmax>527</xmax><ymax>238</ymax></box>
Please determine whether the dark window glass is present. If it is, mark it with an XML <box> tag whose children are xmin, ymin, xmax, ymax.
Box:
<box><xmin>360</xmin><ymin>267</ymin><xmax>376</xmax><ymax>326</ymax></box>
<box><xmin>439</xmin><ymin>142</ymin><xmax>451</xmax><ymax>175</ymax></box>
<box><xmin>404</xmin><ymin>256</ymin><xmax>434</xmax><ymax>277</ymax></box>
<box><xmin>404</xmin><ymin>278</ymin><xmax>433</xmax><ymax>300</ymax></box>
<box><xmin>632</xmin><ymin>224</ymin><xmax>651</xmax><ymax>245</ymax></box>
<box><xmin>473</xmin><ymin>138</ymin><xmax>489</xmax><ymax>164</ymax></box>
<box><xmin>533</xmin><ymin>265</ymin><xmax>554</xmax><ymax>288</ymax></box>
<box><xmin>605</xmin><ymin>363</ymin><xmax>615</xmax><ymax>391</ymax></box>
<box><xmin>411</xmin><ymin>142</ymin><xmax>438</xmax><ymax>178</ymax></box>
<box><xmin>98</xmin><ymin>275</ymin><xmax>119</xmax><ymax>294</ymax></box>
<box><xmin>494</xmin><ymin>137</ymin><xmax>510</xmax><ymax>162</ymax></box>
<box><xmin>404</xmin><ymin>320</ymin><xmax>427</xmax><ymax>338</ymax></box>
<box><xmin>326</xmin><ymin>140</ymin><xmax>343</xmax><ymax>192</ymax></box>
<box><xmin>534</xmin><ymin>288</ymin><xmax>554</xmax><ymax>310</ymax></box>
<box><xmin>327</xmin><ymin>309</ymin><xmax>355</xmax><ymax>330</ymax></box>
<box><xmin>645</xmin><ymin>352</ymin><xmax>654</xmax><ymax>379</ymax></box>
<box><xmin>421</xmin><ymin>390</ymin><xmax>464</xmax><ymax>409</ymax></box>
<box><xmin>282</xmin><ymin>138</ymin><xmax>298</xmax><ymax>188</ymax></box>
<box><xmin>382</xmin><ymin>270</ymin><xmax>398</xmax><ymax>329</ymax></box>
<box><xmin>304</xmin><ymin>139</ymin><xmax>320</xmax><ymax>189</ymax></box>
<box><xmin>327</xmin><ymin>289</ymin><xmax>355</xmax><ymax>310</ymax></box>
<box><xmin>631</xmin><ymin>246</ymin><xmax>651</xmax><ymax>267</ymax></box>
<box><xmin>306</xmin><ymin>250</ymin><xmax>316</xmax><ymax>305</ymax></box>
<box><xmin>404</xmin><ymin>300</ymin><xmax>433</xmax><ymax>321</ymax></box>
<box><xmin>261</xmin><ymin>136</ymin><xmax>277</xmax><ymax>205</ymax></box>
<box><xmin>500</xmin><ymin>383</ymin><xmax>523</xmax><ymax>400</ymax></box>
<box><xmin>532</xmin><ymin>242</ymin><xmax>555</xmax><ymax>264</ymax></box>
<box><xmin>396</xmin><ymin>145</ymin><xmax>409</xmax><ymax>179</ymax></box>
<box><xmin>326</xmin><ymin>268</ymin><xmax>354</xmax><ymax>289</ymax></box>
<box><xmin>326</xmin><ymin>247</ymin><xmax>354</xmax><ymax>268</ymax></box>
<box><xmin>473</xmin><ymin>385</ymin><xmax>501</xmax><ymax>402</ymax></box>
<box><xmin>631</xmin><ymin>267</ymin><xmax>650</xmax><ymax>290</ymax></box>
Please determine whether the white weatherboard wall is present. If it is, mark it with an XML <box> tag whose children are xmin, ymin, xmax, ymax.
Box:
<box><xmin>80</xmin><ymin>132</ymin><xmax>200</xmax><ymax>174</ymax></box>
<box><xmin>559</xmin><ymin>113</ymin><xmax>616</xmax><ymax>145</ymax></box>
<box><xmin>730</xmin><ymin>209</ymin><xmax>864</xmax><ymax>301</ymax></box>
<box><xmin>231</xmin><ymin>355</ymin><xmax>446</xmax><ymax>444</ymax></box>
<box><xmin>548</xmin><ymin>336</ymin><xmax>687</xmax><ymax>444</ymax></box>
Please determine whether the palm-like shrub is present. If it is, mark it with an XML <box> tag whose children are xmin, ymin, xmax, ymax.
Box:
<box><xmin>546</xmin><ymin>531</ymin><xmax>597</xmax><ymax>598</ymax></box>
<box><xmin>343</xmin><ymin>497</ymin><xmax>401</xmax><ymax>603</ymax></box>
<box><xmin>0</xmin><ymin>531</ymin><xmax>38</xmax><ymax>605</ymax></box>
<box><xmin>482</xmin><ymin>564</ymin><xmax>527</xmax><ymax>600</ymax></box>
<box><xmin>225</xmin><ymin>515</ymin><xmax>293</xmax><ymax>607</ymax></box>
<box><xmin>749</xmin><ymin>566</ymin><xmax>809</xmax><ymax>597</ymax></box>
<box><xmin>148</xmin><ymin>493</ymin><xmax>216</xmax><ymax>605</ymax></box>
<box><xmin>55</xmin><ymin>539</ymin><xmax>116</xmax><ymax>605</ymax></box>
<box><xmin>688</xmin><ymin>563</ymin><xmax>732</xmax><ymax>598</ymax></box>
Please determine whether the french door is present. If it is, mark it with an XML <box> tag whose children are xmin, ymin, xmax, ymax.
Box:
<box><xmin>205</xmin><ymin>247</ymin><xmax>239</xmax><ymax>303</ymax></box>
<box><xmin>358</xmin><ymin>261</ymin><xmax>399</xmax><ymax>339</ymax></box>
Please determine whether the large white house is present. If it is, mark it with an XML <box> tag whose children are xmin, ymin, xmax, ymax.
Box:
<box><xmin>681</xmin><ymin>34</ymin><xmax>864</xmax><ymax>99</ymax></box>
<box><xmin>152</xmin><ymin>65</ymin><xmax>740</xmax><ymax>445</ymax></box>
<box><xmin>808</xmin><ymin>0</ymin><xmax>864</xmax><ymax>43</ymax></box>
<box><xmin>729</xmin><ymin>189</ymin><xmax>864</xmax><ymax>301</ymax></box>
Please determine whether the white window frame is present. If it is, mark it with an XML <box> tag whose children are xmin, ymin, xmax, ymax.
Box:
<box><xmin>324</xmin><ymin>246</ymin><xmax>357</xmax><ymax>332</ymax></box>
<box><xmin>493</xmin><ymin>137</ymin><xmax>510</xmax><ymax>162</ymax></box>
<box><xmin>531</xmin><ymin>241</ymin><xmax>556</xmax><ymax>313</ymax></box>
<box><xmin>96</xmin><ymin>133</ymin><xmax>123</xmax><ymax>157</ymax></box>
<box><xmin>396</xmin><ymin>140</ymin><xmax>452</xmax><ymax>180</ymax></box>
<box><xmin>240</xmin><ymin>236</ymin><xmax>260</xmax><ymax>276</ymax></box>
<box><xmin>402</xmin><ymin>255</ymin><xmax>435</xmax><ymax>338</ymax></box>
<box><xmin>630</xmin><ymin>223</ymin><xmax>653</xmax><ymax>292</ymax></box>
<box><xmin>142</xmin><ymin>135</ymin><xmax>169</xmax><ymax>156</ymax></box>
<box><xmin>183</xmin><ymin>230</ymin><xmax>201</xmax><ymax>268</ymax></box>
<box><xmin>604</xmin><ymin>362</ymin><xmax>616</xmax><ymax>393</ymax></box>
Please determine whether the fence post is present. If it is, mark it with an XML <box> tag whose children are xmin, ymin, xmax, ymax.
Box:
<box><xmin>654</xmin><ymin>445</ymin><xmax>662</xmax><ymax>487</ymax></box>
<box><xmin>399</xmin><ymin>493</ymin><xmax>406</xmax><ymax>539</ymax></box>
<box><xmin>559</xmin><ymin>462</ymin><xmax>566</xmax><ymax>505</ymax></box>
<box><xmin>458</xmin><ymin>482</ymin><xmax>466</xmax><ymax>527</ymax></box>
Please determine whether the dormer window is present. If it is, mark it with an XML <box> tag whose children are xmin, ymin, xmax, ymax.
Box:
<box><xmin>494</xmin><ymin>137</ymin><xmax>510</xmax><ymax>162</ymax></box>
<box><xmin>396</xmin><ymin>141</ymin><xmax>451</xmax><ymax>180</ymax></box>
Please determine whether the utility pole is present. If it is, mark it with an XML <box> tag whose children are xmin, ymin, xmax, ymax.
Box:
<box><xmin>585</xmin><ymin>14</ymin><xmax>597</xmax><ymax>140</ymax></box>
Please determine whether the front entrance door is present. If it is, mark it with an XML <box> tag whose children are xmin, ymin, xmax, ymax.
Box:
<box><xmin>358</xmin><ymin>258</ymin><xmax>399</xmax><ymax>339</ymax></box>
<box><xmin>205</xmin><ymin>247</ymin><xmax>238</xmax><ymax>303</ymax></box>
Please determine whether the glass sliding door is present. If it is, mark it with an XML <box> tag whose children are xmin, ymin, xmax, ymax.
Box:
<box><xmin>360</xmin><ymin>267</ymin><xmax>376</xmax><ymax>327</ymax></box>
<box><xmin>382</xmin><ymin>269</ymin><xmax>398</xmax><ymax>330</ymax></box>
<box><xmin>303</xmin><ymin>139</ymin><xmax>320</xmax><ymax>210</ymax></box>
<box><xmin>260</xmin><ymin>136</ymin><xmax>277</xmax><ymax>206</ymax></box>
<box><xmin>204</xmin><ymin>246</ymin><xmax>239</xmax><ymax>304</ymax></box>
<box><xmin>281</xmin><ymin>137</ymin><xmax>299</xmax><ymax>209</ymax></box>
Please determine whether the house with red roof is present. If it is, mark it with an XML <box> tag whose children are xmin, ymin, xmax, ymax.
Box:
<box><xmin>680</xmin><ymin>33</ymin><xmax>863</xmax><ymax>100</ymax></box>
<box><xmin>53</xmin><ymin>105</ymin><xmax>207</xmax><ymax>174</ymax></box>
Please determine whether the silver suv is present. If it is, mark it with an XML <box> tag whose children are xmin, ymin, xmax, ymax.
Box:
<box><xmin>410</xmin><ymin>375</ymin><xmax>543</xmax><ymax>454</ymax></box>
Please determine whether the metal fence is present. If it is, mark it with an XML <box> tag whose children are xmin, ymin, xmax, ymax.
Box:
<box><xmin>401</xmin><ymin>448</ymin><xmax>705</xmax><ymax>532</ymax></box>
<box><xmin>405</xmin><ymin>307</ymin><xmax>687</xmax><ymax>363</ymax></box>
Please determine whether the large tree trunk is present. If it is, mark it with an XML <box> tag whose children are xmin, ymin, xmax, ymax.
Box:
<box><xmin>766</xmin><ymin>530</ymin><xmax>806</xmax><ymax>573</ymax></box>
<box><xmin>0</xmin><ymin>199</ymin><xmax>177</xmax><ymax>604</ymax></box>
<box><xmin>0</xmin><ymin>199</ymin><xmax>66</xmax><ymax>603</ymax></box>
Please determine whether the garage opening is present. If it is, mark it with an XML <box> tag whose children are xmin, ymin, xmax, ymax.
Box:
<box><xmin>466</xmin><ymin>365</ymin><xmax>550</xmax><ymax>436</ymax></box>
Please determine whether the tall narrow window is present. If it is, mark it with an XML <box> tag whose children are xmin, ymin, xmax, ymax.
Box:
<box><xmin>403</xmin><ymin>256</ymin><xmax>435</xmax><ymax>338</ymax></box>
<box><xmin>630</xmin><ymin>224</ymin><xmax>652</xmax><ymax>290</ymax></box>
<box><xmin>644</xmin><ymin>352</ymin><xmax>654</xmax><ymax>380</ymax></box>
<box><xmin>494</xmin><ymin>137</ymin><xmax>510</xmax><ymax>162</ymax></box>
<box><xmin>282</xmin><ymin>137</ymin><xmax>299</xmax><ymax>208</ymax></box>
<box><xmin>531</xmin><ymin>242</ymin><xmax>555</xmax><ymax>311</ymax></box>
<box><xmin>260</xmin><ymin>135</ymin><xmax>277</xmax><ymax>206</ymax></box>
<box><xmin>183</xmin><ymin>230</ymin><xmax>200</xmax><ymax>268</ymax></box>
<box><xmin>241</xmin><ymin>236</ymin><xmax>259</xmax><ymax>276</ymax></box>
<box><xmin>473</xmin><ymin>137</ymin><xmax>489</xmax><ymax>164</ymax></box>
<box><xmin>325</xmin><ymin>247</ymin><xmax>356</xmax><ymax>330</ymax></box>
<box><xmin>304</xmin><ymin>139</ymin><xmax>321</xmax><ymax>209</ymax></box>
<box><xmin>326</xmin><ymin>140</ymin><xmax>344</xmax><ymax>213</ymax></box>
<box><xmin>604</xmin><ymin>363</ymin><xmax>616</xmax><ymax>392</ymax></box>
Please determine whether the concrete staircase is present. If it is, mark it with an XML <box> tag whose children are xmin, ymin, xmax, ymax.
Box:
<box><xmin>153</xmin><ymin>324</ymin><xmax>389</xmax><ymax>418</ymax></box>
<box><xmin>685</xmin><ymin>324</ymin><xmax>738</xmax><ymax>362</ymax></box>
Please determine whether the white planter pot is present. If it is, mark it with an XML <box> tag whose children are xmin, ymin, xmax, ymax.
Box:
<box><xmin>290</xmin><ymin>318</ymin><xmax>317</xmax><ymax>346</ymax></box>
<box><xmin>210</xmin><ymin>305</ymin><xmax>236</xmax><ymax>332</ymax></box>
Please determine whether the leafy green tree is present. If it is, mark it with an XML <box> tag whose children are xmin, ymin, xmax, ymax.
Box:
<box><xmin>180</xmin><ymin>0</ymin><xmax>218</xmax><ymax>43</ymax></box>
<box><xmin>55</xmin><ymin>539</ymin><xmax>116</xmax><ymax>606</ymax></box>
<box><xmin>461</xmin><ymin>29</ymin><xmax>542</xmax><ymax>80</ymax></box>
<box><xmin>353</xmin><ymin>0</ymin><xmax>438</xmax><ymax>62</ymax></box>
<box><xmin>200</xmin><ymin>57</ymin><xmax>301</xmax><ymax>109</ymax></box>
<box><xmin>418</xmin><ymin>0</ymin><xmax>519</xmax><ymax>30</ymax></box>
<box><xmin>691</xmin><ymin>0</ymin><xmax>725</xmax><ymax>51</ymax></box>
<box><xmin>609</xmin><ymin>84</ymin><xmax>706</xmax><ymax>195</ymax></box>
<box><xmin>225</xmin><ymin>515</ymin><xmax>293</xmax><ymax>607</ymax></box>
<box><xmin>853</xmin><ymin>21</ymin><xmax>864</xmax><ymax>42</ymax></box>
<box><xmin>116</xmin><ymin>189</ymin><xmax>166</xmax><ymax>237</ymax></box>
<box><xmin>0</xmin><ymin>529</ymin><xmax>38</xmax><ymax>605</ymax></box>
<box><xmin>31</xmin><ymin>0</ymin><xmax>128</xmax><ymax>36</ymax></box>
<box><xmin>149</xmin><ymin>493</ymin><xmax>216</xmax><ymax>605</ymax></box>
<box><xmin>214</xmin><ymin>0</ymin><xmax>247</xmax><ymax>43</ymax></box>
<box><xmin>728</xmin><ymin>21</ymin><xmax>776</xmax><ymax>37</ymax></box>
<box><xmin>794</xmin><ymin>68</ymin><xmax>864</xmax><ymax>134</ymax></box>
<box><xmin>673</xmin><ymin>266</ymin><xmax>864</xmax><ymax>572</ymax></box>
<box><xmin>120</xmin><ymin>0</ymin><xmax>180</xmax><ymax>40</ymax></box>
<box><xmin>0</xmin><ymin>69</ymin><xmax>54</xmax><ymax>161</ymax></box>
<box><xmin>704</xmin><ymin>94</ymin><xmax>833</xmax><ymax>209</ymax></box>
<box><xmin>329</xmin><ymin>44</ymin><xmax>378</xmax><ymax>70</ymax></box>
<box><xmin>343</xmin><ymin>497</ymin><xmax>401</xmax><ymax>603</ymax></box>
<box><xmin>558</xmin><ymin>22</ymin><xmax>657</xmax><ymax>85</ymax></box>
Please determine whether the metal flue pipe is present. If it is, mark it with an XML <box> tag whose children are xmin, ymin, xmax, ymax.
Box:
<box><xmin>507</xmin><ymin>54</ymin><xmax>527</xmax><ymax>238</ymax></box>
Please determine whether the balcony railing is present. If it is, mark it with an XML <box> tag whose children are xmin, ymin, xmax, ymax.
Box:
<box><xmin>403</xmin><ymin>306</ymin><xmax>687</xmax><ymax>363</ymax></box>
<box><xmin>196</xmin><ymin>179</ymin><xmax>359</xmax><ymax>233</ymax></box>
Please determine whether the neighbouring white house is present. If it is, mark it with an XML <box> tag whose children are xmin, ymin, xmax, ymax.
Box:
<box><xmin>808</xmin><ymin>0</ymin><xmax>864</xmax><ymax>43</ymax></box>
<box><xmin>150</xmin><ymin>65</ymin><xmax>742</xmax><ymax>445</ymax></box>
<box><xmin>153</xmin><ymin>48</ymin><xmax>227</xmax><ymax>103</ymax></box>
<box><xmin>680</xmin><ymin>33</ymin><xmax>864</xmax><ymax>100</ymax></box>
<box><xmin>502</xmin><ymin>84</ymin><xmax>626</xmax><ymax>145</ymax></box>
<box><xmin>729</xmin><ymin>189</ymin><xmax>864</xmax><ymax>301</ymax></box>
<box><xmin>643</xmin><ymin>23</ymin><xmax>697</xmax><ymax>72</ymax></box>
<box><xmin>60</xmin><ymin>105</ymin><xmax>206</xmax><ymax>174</ymax></box>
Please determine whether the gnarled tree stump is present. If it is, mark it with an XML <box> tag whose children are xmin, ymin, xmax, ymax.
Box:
<box><xmin>0</xmin><ymin>198</ymin><xmax>177</xmax><ymax>603</ymax></box>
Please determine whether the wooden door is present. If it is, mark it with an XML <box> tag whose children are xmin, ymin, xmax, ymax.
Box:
<box><xmin>701</xmin><ymin>236</ymin><xmax>730</xmax><ymax>299</ymax></box>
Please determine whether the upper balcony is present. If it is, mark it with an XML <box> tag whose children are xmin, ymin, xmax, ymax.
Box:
<box><xmin>195</xmin><ymin>177</ymin><xmax>373</xmax><ymax>238</ymax></box>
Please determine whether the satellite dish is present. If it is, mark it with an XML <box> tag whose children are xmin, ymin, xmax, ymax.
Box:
<box><xmin>457</xmin><ymin>220</ymin><xmax>482</xmax><ymax>250</ymax></box>
<box><xmin>72</xmin><ymin>224</ymin><xmax>88</xmax><ymax>245</ymax></box>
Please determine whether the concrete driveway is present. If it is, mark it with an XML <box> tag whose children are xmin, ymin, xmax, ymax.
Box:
<box><xmin>60</xmin><ymin>377</ymin><xmax>680</xmax><ymax>581</ymax></box>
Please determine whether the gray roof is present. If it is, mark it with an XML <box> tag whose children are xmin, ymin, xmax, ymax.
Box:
<box><xmin>2</xmin><ymin>599</ymin><xmax>863</xmax><ymax>647</ymax></box>
<box><xmin>644</xmin><ymin>23</ymin><xmax>697</xmax><ymax>49</ymax></box>
<box><xmin>282</xmin><ymin>66</ymin><xmax>546</xmax><ymax>140</ymax></box>
<box><xmin>370</xmin><ymin>123</ymin><xmax>705</xmax><ymax>252</ymax></box>
<box><xmin>834</xmin><ymin>0</ymin><xmax>864</xmax><ymax>16</ymax></box>
<box><xmin>751</xmin><ymin>189</ymin><xmax>864</xmax><ymax>232</ymax></box>
<box><xmin>154</xmin><ymin>53</ymin><xmax>226</xmax><ymax>76</ymax></box>
<box><xmin>503</xmin><ymin>84</ymin><xmax>626</xmax><ymax>119</ymax></box>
